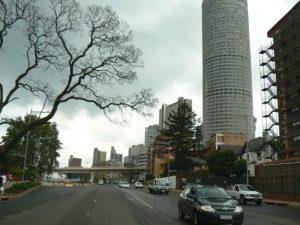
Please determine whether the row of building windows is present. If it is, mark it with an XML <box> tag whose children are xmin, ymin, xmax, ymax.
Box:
<box><xmin>205</xmin><ymin>87</ymin><xmax>251</xmax><ymax>94</ymax></box>
<box><xmin>204</xmin><ymin>41</ymin><xmax>248</xmax><ymax>51</ymax></box>
<box><xmin>204</xmin><ymin>54</ymin><xmax>249</xmax><ymax>63</ymax></box>
<box><xmin>207</xmin><ymin>79</ymin><xmax>249</xmax><ymax>86</ymax></box>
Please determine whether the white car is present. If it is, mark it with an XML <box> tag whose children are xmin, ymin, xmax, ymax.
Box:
<box><xmin>134</xmin><ymin>181</ymin><xmax>143</xmax><ymax>189</ymax></box>
<box><xmin>98</xmin><ymin>179</ymin><xmax>104</xmax><ymax>185</ymax></box>
<box><xmin>227</xmin><ymin>184</ymin><xmax>263</xmax><ymax>206</ymax></box>
<box><xmin>118</xmin><ymin>181</ymin><xmax>130</xmax><ymax>188</ymax></box>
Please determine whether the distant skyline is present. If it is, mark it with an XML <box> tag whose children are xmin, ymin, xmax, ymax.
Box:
<box><xmin>0</xmin><ymin>0</ymin><xmax>298</xmax><ymax>167</ymax></box>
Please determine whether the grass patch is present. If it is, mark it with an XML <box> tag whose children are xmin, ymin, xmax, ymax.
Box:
<box><xmin>5</xmin><ymin>182</ymin><xmax>40</xmax><ymax>194</ymax></box>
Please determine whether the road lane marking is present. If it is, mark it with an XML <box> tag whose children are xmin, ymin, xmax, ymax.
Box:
<box><xmin>86</xmin><ymin>211</ymin><xmax>90</xmax><ymax>217</ymax></box>
<box><xmin>124</xmin><ymin>193</ymin><xmax>154</xmax><ymax>209</ymax></box>
<box><xmin>94</xmin><ymin>199</ymin><xmax>97</xmax><ymax>202</ymax></box>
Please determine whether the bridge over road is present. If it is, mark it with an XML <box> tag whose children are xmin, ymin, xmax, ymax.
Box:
<box><xmin>53</xmin><ymin>167</ymin><xmax>146</xmax><ymax>183</ymax></box>
<box><xmin>53</xmin><ymin>167</ymin><xmax>146</xmax><ymax>173</ymax></box>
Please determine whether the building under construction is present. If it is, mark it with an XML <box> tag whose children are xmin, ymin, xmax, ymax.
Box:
<box><xmin>260</xmin><ymin>2</ymin><xmax>300</xmax><ymax>159</ymax></box>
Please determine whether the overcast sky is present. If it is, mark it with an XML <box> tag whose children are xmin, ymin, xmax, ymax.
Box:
<box><xmin>0</xmin><ymin>0</ymin><xmax>298</xmax><ymax>167</ymax></box>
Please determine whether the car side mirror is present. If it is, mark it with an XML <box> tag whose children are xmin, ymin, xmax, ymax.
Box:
<box><xmin>187</xmin><ymin>193</ymin><xmax>196</xmax><ymax>199</ymax></box>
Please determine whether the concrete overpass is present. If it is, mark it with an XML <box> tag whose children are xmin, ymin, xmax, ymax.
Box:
<box><xmin>53</xmin><ymin>167</ymin><xmax>146</xmax><ymax>183</ymax></box>
<box><xmin>53</xmin><ymin>167</ymin><xmax>146</xmax><ymax>173</ymax></box>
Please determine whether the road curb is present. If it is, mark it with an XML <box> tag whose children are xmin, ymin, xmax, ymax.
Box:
<box><xmin>263</xmin><ymin>199</ymin><xmax>300</xmax><ymax>208</ymax></box>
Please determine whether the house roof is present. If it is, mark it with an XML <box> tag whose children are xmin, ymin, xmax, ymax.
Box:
<box><xmin>245</xmin><ymin>137</ymin><xmax>265</xmax><ymax>152</ymax></box>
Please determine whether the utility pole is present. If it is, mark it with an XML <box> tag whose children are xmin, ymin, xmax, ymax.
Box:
<box><xmin>22</xmin><ymin>98</ymin><xmax>50</xmax><ymax>181</ymax></box>
<box><xmin>0</xmin><ymin>83</ymin><xmax>3</xmax><ymax>113</ymax></box>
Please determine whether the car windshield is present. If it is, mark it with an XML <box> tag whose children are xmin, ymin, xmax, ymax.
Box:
<box><xmin>156</xmin><ymin>180</ymin><xmax>169</xmax><ymax>186</ymax></box>
<box><xmin>196</xmin><ymin>187</ymin><xmax>231</xmax><ymax>199</ymax></box>
<box><xmin>239</xmin><ymin>185</ymin><xmax>255</xmax><ymax>191</ymax></box>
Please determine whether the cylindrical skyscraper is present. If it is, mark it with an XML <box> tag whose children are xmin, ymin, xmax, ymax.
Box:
<box><xmin>202</xmin><ymin>0</ymin><xmax>254</xmax><ymax>143</ymax></box>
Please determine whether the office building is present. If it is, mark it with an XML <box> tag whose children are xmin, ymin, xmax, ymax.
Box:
<box><xmin>202</xmin><ymin>0</ymin><xmax>255</xmax><ymax>143</ymax></box>
<box><xmin>159</xmin><ymin>97</ymin><xmax>192</xmax><ymax>130</ymax></box>
<box><xmin>93</xmin><ymin>148</ymin><xmax>106</xmax><ymax>166</ymax></box>
<box><xmin>68</xmin><ymin>155</ymin><xmax>82</xmax><ymax>167</ymax></box>
<box><xmin>145</xmin><ymin>124</ymin><xmax>160</xmax><ymax>152</ymax></box>
<box><xmin>110</xmin><ymin>146</ymin><xmax>123</xmax><ymax>163</ymax></box>
<box><xmin>127</xmin><ymin>144</ymin><xmax>145</xmax><ymax>166</ymax></box>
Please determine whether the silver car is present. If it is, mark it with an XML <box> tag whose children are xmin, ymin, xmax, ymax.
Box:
<box><xmin>118</xmin><ymin>181</ymin><xmax>130</xmax><ymax>188</ymax></box>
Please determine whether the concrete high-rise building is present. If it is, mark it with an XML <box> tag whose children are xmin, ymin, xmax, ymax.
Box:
<box><xmin>110</xmin><ymin>146</ymin><xmax>122</xmax><ymax>163</ymax></box>
<box><xmin>127</xmin><ymin>144</ymin><xmax>145</xmax><ymax>166</ymax></box>
<box><xmin>260</xmin><ymin>2</ymin><xmax>300</xmax><ymax>158</ymax></box>
<box><xmin>145</xmin><ymin>124</ymin><xmax>160</xmax><ymax>151</ymax></box>
<box><xmin>110</xmin><ymin>146</ymin><xmax>116</xmax><ymax>160</ymax></box>
<box><xmin>68</xmin><ymin>155</ymin><xmax>82</xmax><ymax>167</ymax></box>
<box><xmin>93</xmin><ymin>148</ymin><xmax>106</xmax><ymax>166</ymax></box>
<box><xmin>159</xmin><ymin>97</ymin><xmax>192</xmax><ymax>130</ymax></box>
<box><xmin>202</xmin><ymin>0</ymin><xmax>255</xmax><ymax>143</ymax></box>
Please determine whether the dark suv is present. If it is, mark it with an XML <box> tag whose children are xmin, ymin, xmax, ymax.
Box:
<box><xmin>178</xmin><ymin>184</ymin><xmax>244</xmax><ymax>225</ymax></box>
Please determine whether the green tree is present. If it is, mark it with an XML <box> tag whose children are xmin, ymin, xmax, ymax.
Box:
<box><xmin>205</xmin><ymin>150</ymin><xmax>238</xmax><ymax>177</ymax></box>
<box><xmin>0</xmin><ymin>0</ymin><xmax>157</xmax><ymax>157</ymax></box>
<box><xmin>233</xmin><ymin>159</ymin><xmax>247</xmax><ymax>177</ymax></box>
<box><xmin>163</xmin><ymin>102</ymin><xmax>198</xmax><ymax>171</ymax></box>
<box><xmin>195</xmin><ymin>124</ymin><xmax>204</xmax><ymax>151</ymax></box>
<box><xmin>1</xmin><ymin>115</ymin><xmax>61</xmax><ymax>178</ymax></box>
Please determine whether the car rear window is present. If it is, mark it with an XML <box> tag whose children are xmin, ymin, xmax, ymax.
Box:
<box><xmin>196</xmin><ymin>187</ymin><xmax>231</xmax><ymax>199</ymax></box>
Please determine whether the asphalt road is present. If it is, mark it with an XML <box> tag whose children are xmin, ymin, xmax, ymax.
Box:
<box><xmin>0</xmin><ymin>184</ymin><xmax>299</xmax><ymax>225</ymax></box>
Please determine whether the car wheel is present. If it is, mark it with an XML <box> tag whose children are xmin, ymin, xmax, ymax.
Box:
<box><xmin>240</xmin><ymin>195</ymin><xmax>246</xmax><ymax>205</ymax></box>
<box><xmin>193</xmin><ymin>212</ymin><xmax>199</xmax><ymax>225</ymax></box>
<box><xmin>178</xmin><ymin>207</ymin><xmax>185</xmax><ymax>219</ymax></box>
<box><xmin>256</xmin><ymin>200</ymin><xmax>262</xmax><ymax>206</ymax></box>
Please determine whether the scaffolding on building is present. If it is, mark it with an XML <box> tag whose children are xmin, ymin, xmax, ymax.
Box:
<box><xmin>259</xmin><ymin>42</ymin><xmax>280</xmax><ymax>157</ymax></box>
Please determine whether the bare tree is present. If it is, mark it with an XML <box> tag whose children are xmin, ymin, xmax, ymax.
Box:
<box><xmin>0</xmin><ymin>0</ymin><xmax>158</xmax><ymax>156</ymax></box>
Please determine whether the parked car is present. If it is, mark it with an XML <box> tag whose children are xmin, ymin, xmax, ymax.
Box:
<box><xmin>226</xmin><ymin>184</ymin><xmax>263</xmax><ymax>206</ymax></box>
<box><xmin>118</xmin><ymin>181</ymin><xmax>130</xmax><ymax>188</ymax></box>
<box><xmin>134</xmin><ymin>181</ymin><xmax>143</xmax><ymax>189</ymax></box>
<box><xmin>178</xmin><ymin>184</ymin><xmax>244</xmax><ymax>225</ymax></box>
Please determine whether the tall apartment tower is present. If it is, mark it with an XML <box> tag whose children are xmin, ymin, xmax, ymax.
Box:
<box><xmin>202</xmin><ymin>0</ymin><xmax>255</xmax><ymax>143</ymax></box>
<box><xmin>260</xmin><ymin>2</ymin><xmax>300</xmax><ymax>158</ymax></box>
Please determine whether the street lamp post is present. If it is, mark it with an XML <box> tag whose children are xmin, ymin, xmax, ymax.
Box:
<box><xmin>246</xmin><ymin>161</ymin><xmax>249</xmax><ymax>185</ymax></box>
<box><xmin>22</xmin><ymin>104</ymin><xmax>50</xmax><ymax>181</ymax></box>
<box><xmin>167</xmin><ymin>142</ymin><xmax>170</xmax><ymax>181</ymax></box>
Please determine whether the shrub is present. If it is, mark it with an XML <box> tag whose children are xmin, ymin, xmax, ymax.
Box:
<box><xmin>5</xmin><ymin>182</ymin><xmax>40</xmax><ymax>194</ymax></box>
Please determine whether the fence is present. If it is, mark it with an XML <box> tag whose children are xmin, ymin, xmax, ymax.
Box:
<box><xmin>255</xmin><ymin>159</ymin><xmax>300</xmax><ymax>201</ymax></box>
<box><xmin>176</xmin><ymin>171</ymin><xmax>254</xmax><ymax>190</ymax></box>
